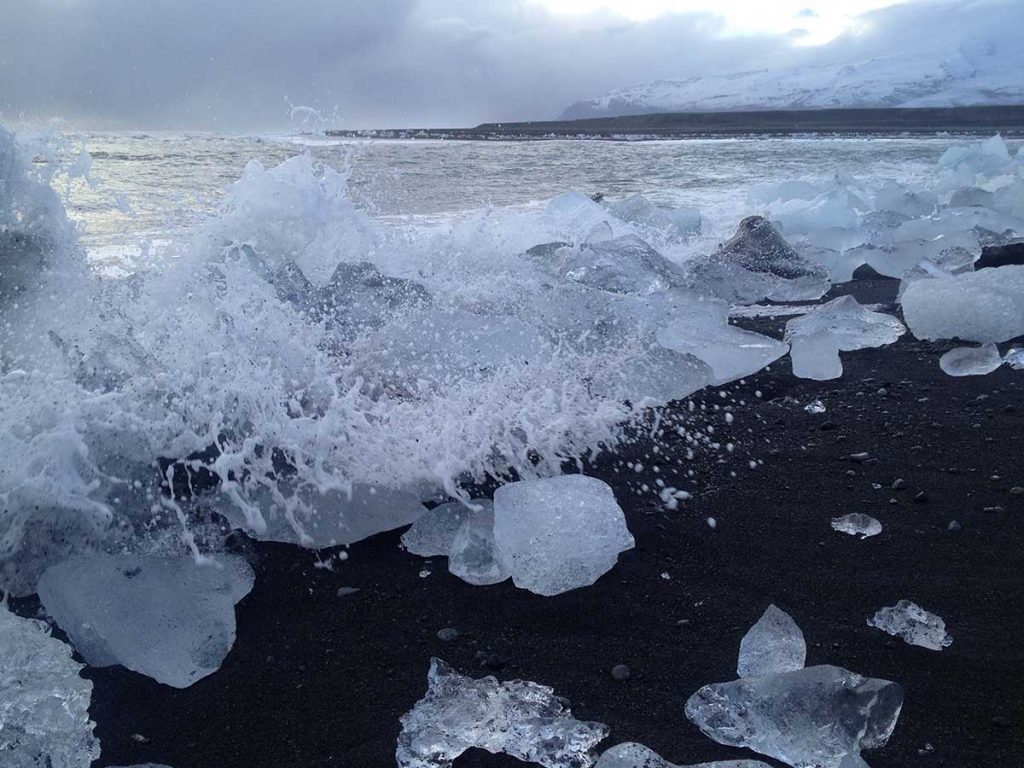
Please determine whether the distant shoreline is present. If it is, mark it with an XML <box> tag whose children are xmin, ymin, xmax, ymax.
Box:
<box><xmin>327</xmin><ymin>105</ymin><xmax>1024</xmax><ymax>141</ymax></box>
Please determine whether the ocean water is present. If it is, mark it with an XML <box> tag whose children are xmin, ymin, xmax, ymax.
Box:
<box><xmin>3</xmin><ymin>126</ymin><xmax>1022</xmax><ymax>598</ymax></box>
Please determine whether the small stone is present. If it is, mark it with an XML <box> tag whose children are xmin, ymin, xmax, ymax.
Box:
<box><xmin>1010</xmin><ymin>486</ymin><xmax>1024</xmax><ymax>495</ymax></box>
<box><xmin>437</xmin><ymin>627</ymin><xmax>459</xmax><ymax>642</ymax></box>
<box><xmin>983</xmin><ymin>506</ymin><xmax>1005</xmax><ymax>513</ymax></box>
<box><xmin>336</xmin><ymin>586</ymin><xmax>361</xmax><ymax>597</ymax></box>
<box><xmin>914</xmin><ymin>492</ymin><xmax>928</xmax><ymax>503</ymax></box>
<box><xmin>877</xmin><ymin>387</ymin><xmax>888</xmax><ymax>396</ymax></box>
<box><xmin>892</xmin><ymin>478</ymin><xmax>907</xmax><ymax>490</ymax></box>
<box><xmin>846</xmin><ymin>469</ymin><xmax>857</xmax><ymax>477</ymax></box>
<box><xmin>610</xmin><ymin>664</ymin><xmax>631</xmax><ymax>681</ymax></box>
<box><xmin>849</xmin><ymin>452</ymin><xmax>871</xmax><ymax>462</ymax></box>
<box><xmin>947</xmin><ymin>521</ymin><xmax>963</xmax><ymax>532</ymax></box>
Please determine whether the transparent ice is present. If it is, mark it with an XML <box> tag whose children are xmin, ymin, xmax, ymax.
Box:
<box><xmin>789</xmin><ymin>330</ymin><xmax>843</xmax><ymax>381</ymax></box>
<box><xmin>402</xmin><ymin>500</ymin><xmax>476</xmax><ymax>557</ymax></box>
<box><xmin>596</xmin><ymin>743</ymin><xmax>772</xmax><ymax>768</ymax></box>
<box><xmin>737</xmin><ymin>605</ymin><xmax>807</xmax><ymax>678</ymax></box>
<box><xmin>786</xmin><ymin>296</ymin><xmax>906</xmax><ymax>351</ymax></box>
<box><xmin>938</xmin><ymin>343</ymin><xmax>1004</xmax><ymax>377</ymax></box>
<box><xmin>868</xmin><ymin>600</ymin><xmax>953</xmax><ymax>651</ymax></box>
<box><xmin>902</xmin><ymin>265</ymin><xmax>1024</xmax><ymax>342</ymax></box>
<box><xmin>448</xmin><ymin>500</ymin><xmax>511</xmax><ymax>586</ymax></box>
<box><xmin>831</xmin><ymin>513</ymin><xmax>883</xmax><ymax>538</ymax></box>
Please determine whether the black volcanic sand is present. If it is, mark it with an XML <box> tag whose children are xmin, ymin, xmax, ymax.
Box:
<box><xmin>35</xmin><ymin>278</ymin><xmax>1024</xmax><ymax>767</ymax></box>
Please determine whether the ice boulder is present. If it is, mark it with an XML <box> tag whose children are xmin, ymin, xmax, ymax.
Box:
<box><xmin>596</xmin><ymin>743</ymin><xmax>771</xmax><ymax>768</ymax></box>
<box><xmin>591</xmin><ymin>345</ymin><xmax>714</xmax><ymax>407</ymax></box>
<box><xmin>0</xmin><ymin>607</ymin><xmax>100</xmax><ymax>768</ymax></box>
<box><xmin>831</xmin><ymin>513</ymin><xmax>883</xmax><ymax>539</ymax></box>
<box><xmin>737</xmin><ymin>605</ymin><xmax>806</xmax><ymax>679</ymax></box>
<box><xmin>609</xmin><ymin>194</ymin><xmax>701</xmax><ymax>238</ymax></box>
<box><xmin>685</xmin><ymin>665</ymin><xmax>903</xmax><ymax>768</ymax></box>
<box><xmin>397</xmin><ymin>658</ymin><xmax>608</xmax><ymax>768</ymax></box>
<box><xmin>448</xmin><ymin>500</ymin><xmax>511</xmax><ymax>586</ymax></box>
<box><xmin>939</xmin><ymin>343</ymin><xmax>1004</xmax><ymax>377</ymax></box>
<box><xmin>554</xmin><ymin>235</ymin><xmax>690</xmax><ymax>296</ymax></box>
<box><xmin>868</xmin><ymin>600</ymin><xmax>952</xmax><ymax>651</ymax></box>
<box><xmin>547</xmin><ymin>191</ymin><xmax>615</xmax><ymax>244</ymax></box>
<box><xmin>401</xmin><ymin>500</ymin><xmax>475</xmax><ymax>557</ymax></box>
<box><xmin>786</xmin><ymin>296</ymin><xmax>905</xmax><ymax>351</ymax></box>
<box><xmin>493</xmin><ymin>475</ymin><xmax>634</xmax><ymax>596</ymax></box>
<box><xmin>657</xmin><ymin>319</ymin><xmax>789</xmax><ymax>386</ymax></box>
<box><xmin>713</xmin><ymin>216</ymin><xmax>831</xmax><ymax>282</ymax></box>
<box><xmin>38</xmin><ymin>553</ymin><xmax>255</xmax><ymax>688</ymax></box>
<box><xmin>902</xmin><ymin>266</ymin><xmax>1024</xmax><ymax>342</ymax></box>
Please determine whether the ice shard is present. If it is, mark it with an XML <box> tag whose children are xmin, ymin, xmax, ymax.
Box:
<box><xmin>493</xmin><ymin>475</ymin><xmax>634</xmax><ymax>596</ymax></box>
<box><xmin>868</xmin><ymin>600</ymin><xmax>953</xmax><ymax>651</ymax></box>
<box><xmin>38</xmin><ymin>553</ymin><xmax>255</xmax><ymax>688</ymax></box>
<box><xmin>397</xmin><ymin>658</ymin><xmax>608</xmax><ymax>768</ymax></box>
<box><xmin>831</xmin><ymin>513</ymin><xmax>883</xmax><ymax>539</ymax></box>
<box><xmin>786</xmin><ymin>296</ymin><xmax>905</xmax><ymax>351</ymax></box>
<box><xmin>737</xmin><ymin>605</ymin><xmax>807</xmax><ymax>678</ymax></box>
<box><xmin>596</xmin><ymin>742</ymin><xmax>772</xmax><ymax>768</ymax></box>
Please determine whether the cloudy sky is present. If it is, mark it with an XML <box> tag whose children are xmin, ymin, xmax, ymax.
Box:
<box><xmin>0</xmin><ymin>0</ymin><xmax>1012</xmax><ymax>130</ymax></box>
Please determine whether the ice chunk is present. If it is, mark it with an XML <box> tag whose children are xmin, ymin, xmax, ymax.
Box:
<box><xmin>1006</xmin><ymin>347</ymin><xmax>1024</xmax><ymax>369</ymax></box>
<box><xmin>939</xmin><ymin>342</ymin><xmax>1004</xmax><ymax>377</ymax></box>
<box><xmin>831</xmin><ymin>513</ymin><xmax>883</xmax><ymax>538</ymax></box>
<box><xmin>317</xmin><ymin>260</ymin><xmax>432</xmax><ymax>339</ymax></box>
<box><xmin>37</xmin><ymin>554</ymin><xmax>255</xmax><ymax>688</ymax></box>
<box><xmin>396</xmin><ymin>658</ymin><xmax>608</xmax><ymax>768</ymax></box>
<box><xmin>596</xmin><ymin>743</ymin><xmax>771</xmax><ymax>768</ymax></box>
<box><xmin>737</xmin><ymin>605</ymin><xmax>807</xmax><ymax>678</ymax></box>
<box><xmin>685</xmin><ymin>665</ymin><xmax>903</xmax><ymax>768</ymax></box>
<box><xmin>590</xmin><ymin>345</ymin><xmax>714</xmax><ymax>407</ymax></box>
<box><xmin>401</xmin><ymin>500</ymin><xmax>476</xmax><ymax>557</ymax></box>
<box><xmin>493</xmin><ymin>475</ymin><xmax>634</xmax><ymax>596</ymax></box>
<box><xmin>868</xmin><ymin>600</ymin><xmax>952</xmax><ymax>651</ymax></box>
<box><xmin>657</xmin><ymin>320</ymin><xmax>789</xmax><ymax>386</ymax></box>
<box><xmin>448</xmin><ymin>501</ymin><xmax>511</xmax><ymax>586</ymax></box>
<box><xmin>902</xmin><ymin>265</ymin><xmax>1024</xmax><ymax>342</ymax></box>
<box><xmin>0</xmin><ymin>607</ymin><xmax>100</xmax><ymax>768</ymax></box>
<box><xmin>712</xmin><ymin>217</ymin><xmax>831</xmax><ymax>283</ymax></box>
<box><xmin>789</xmin><ymin>330</ymin><xmax>843</xmax><ymax>381</ymax></box>
<box><xmin>803</xmin><ymin>399</ymin><xmax>826</xmax><ymax>414</ymax></box>
<box><xmin>873</xmin><ymin>181</ymin><xmax>937</xmax><ymax>219</ymax></box>
<box><xmin>555</xmin><ymin>235</ymin><xmax>690</xmax><ymax>296</ymax></box>
<box><xmin>609</xmin><ymin>194</ymin><xmax>701</xmax><ymax>238</ymax></box>
<box><xmin>786</xmin><ymin>296</ymin><xmax>905</xmax><ymax>351</ymax></box>
<box><xmin>547</xmin><ymin>191</ymin><xmax>614</xmax><ymax>243</ymax></box>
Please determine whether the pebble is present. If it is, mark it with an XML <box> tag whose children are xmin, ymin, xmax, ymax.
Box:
<box><xmin>947</xmin><ymin>521</ymin><xmax>962</xmax><ymax>532</ymax></box>
<box><xmin>849</xmin><ymin>452</ymin><xmax>871</xmax><ymax>462</ymax></box>
<box><xmin>1010</xmin><ymin>486</ymin><xmax>1024</xmax><ymax>496</ymax></box>
<box><xmin>845</xmin><ymin>469</ymin><xmax>857</xmax><ymax>477</ymax></box>
<box><xmin>877</xmin><ymin>388</ymin><xmax>888</xmax><ymax>396</ymax></box>
<box><xmin>336</xmin><ymin>586</ymin><xmax>361</xmax><ymax>597</ymax></box>
<box><xmin>611</xmin><ymin>664</ymin><xmax>631</xmax><ymax>681</ymax></box>
<box><xmin>983</xmin><ymin>506</ymin><xmax>1005</xmax><ymax>513</ymax></box>
<box><xmin>914</xmin><ymin>491</ymin><xmax>928</xmax><ymax>503</ymax></box>
<box><xmin>892</xmin><ymin>478</ymin><xmax>907</xmax><ymax>490</ymax></box>
<box><xmin>437</xmin><ymin>627</ymin><xmax>459</xmax><ymax>642</ymax></box>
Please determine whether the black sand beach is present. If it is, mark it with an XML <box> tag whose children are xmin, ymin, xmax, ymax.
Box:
<box><xmin>26</xmin><ymin>277</ymin><xmax>1024</xmax><ymax>768</ymax></box>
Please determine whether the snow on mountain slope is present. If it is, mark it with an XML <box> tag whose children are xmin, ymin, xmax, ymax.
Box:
<box><xmin>562</xmin><ymin>1</ymin><xmax>1024</xmax><ymax>119</ymax></box>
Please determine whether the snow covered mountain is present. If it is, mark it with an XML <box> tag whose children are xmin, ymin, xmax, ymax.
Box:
<box><xmin>562</xmin><ymin>2</ymin><xmax>1024</xmax><ymax>119</ymax></box>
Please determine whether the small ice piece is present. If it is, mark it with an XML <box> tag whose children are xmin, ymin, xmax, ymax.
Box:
<box><xmin>0</xmin><ymin>607</ymin><xmax>100</xmax><ymax>768</ymax></box>
<box><xmin>396</xmin><ymin>658</ymin><xmax>608</xmax><ymax>768</ymax></box>
<box><xmin>685</xmin><ymin>665</ymin><xmax>903</xmax><ymax>768</ymax></box>
<box><xmin>902</xmin><ymin>265</ymin><xmax>1024</xmax><ymax>343</ymax></box>
<box><xmin>789</xmin><ymin>330</ymin><xmax>843</xmax><ymax>380</ymax></box>
<box><xmin>804</xmin><ymin>399</ymin><xmax>826</xmax><ymax>414</ymax></box>
<box><xmin>831</xmin><ymin>513</ymin><xmax>883</xmax><ymax>539</ymax></box>
<box><xmin>737</xmin><ymin>605</ymin><xmax>807</xmax><ymax>678</ymax></box>
<box><xmin>448</xmin><ymin>501</ymin><xmax>511</xmax><ymax>586</ymax></box>
<box><xmin>939</xmin><ymin>343</ymin><xmax>1004</xmax><ymax>377</ymax></box>
<box><xmin>37</xmin><ymin>554</ymin><xmax>255</xmax><ymax>688</ymax></box>
<box><xmin>402</xmin><ymin>500</ymin><xmax>477</xmax><ymax>557</ymax></box>
<box><xmin>596</xmin><ymin>742</ymin><xmax>771</xmax><ymax>768</ymax></box>
<box><xmin>493</xmin><ymin>475</ymin><xmax>634</xmax><ymax>596</ymax></box>
<box><xmin>1006</xmin><ymin>348</ymin><xmax>1024</xmax><ymax>369</ymax></box>
<box><xmin>868</xmin><ymin>600</ymin><xmax>953</xmax><ymax>651</ymax></box>
<box><xmin>786</xmin><ymin>296</ymin><xmax>905</xmax><ymax>351</ymax></box>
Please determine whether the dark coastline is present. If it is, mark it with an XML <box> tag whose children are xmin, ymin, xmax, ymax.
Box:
<box><xmin>326</xmin><ymin>105</ymin><xmax>1024</xmax><ymax>141</ymax></box>
<box><xmin>56</xmin><ymin>275</ymin><xmax>1024</xmax><ymax>768</ymax></box>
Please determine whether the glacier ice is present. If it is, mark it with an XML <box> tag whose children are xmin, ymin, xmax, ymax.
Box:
<box><xmin>685</xmin><ymin>665</ymin><xmax>903</xmax><ymax>768</ymax></box>
<box><xmin>551</xmin><ymin>235</ymin><xmax>690</xmax><ymax>296</ymax></box>
<box><xmin>608</xmin><ymin>194</ymin><xmax>701</xmax><ymax>238</ymax></box>
<box><xmin>38</xmin><ymin>553</ymin><xmax>255</xmax><ymax>688</ymax></box>
<box><xmin>396</xmin><ymin>658</ymin><xmax>608</xmax><ymax>768</ymax></box>
<box><xmin>402</xmin><ymin>501</ymin><xmax>475</xmax><ymax>557</ymax></box>
<box><xmin>596</xmin><ymin>743</ymin><xmax>771</xmax><ymax>768</ymax></box>
<box><xmin>939</xmin><ymin>343</ymin><xmax>1004</xmax><ymax>376</ymax></box>
<box><xmin>786</xmin><ymin>296</ymin><xmax>905</xmax><ymax>351</ymax></box>
<box><xmin>448</xmin><ymin>500</ymin><xmax>511</xmax><ymax>586</ymax></box>
<box><xmin>789</xmin><ymin>330</ymin><xmax>843</xmax><ymax>381</ymax></box>
<box><xmin>0</xmin><ymin>606</ymin><xmax>100</xmax><ymax>768</ymax></box>
<box><xmin>737</xmin><ymin>605</ymin><xmax>807</xmax><ymax>678</ymax></box>
<box><xmin>493</xmin><ymin>475</ymin><xmax>634</xmax><ymax>596</ymax></box>
<box><xmin>902</xmin><ymin>265</ymin><xmax>1024</xmax><ymax>342</ymax></box>
<box><xmin>711</xmin><ymin>216</ymin><xmax>830</xmax><ymax>296</ymax></box>
<box><xmin>657</xmin><ymin>319</ymin><xmax>789</xmax><ymax>386</ymax></box>
<box><xmin>547</xmin><ymin>191</ymin><xmax>615</xmax><ymax>244</ymax></box>
<box><xmin>831</xmin><ymin>513</ymin><xmax>883</xmax><ymax>538</ymax></box>
<box><xmin>1006</xmin><ymin>347</ymin><xmax>1024</xmax><ymax>369</ymax></box>
<box><xmin>868</xmin><ymin>600</ymin><xmax>953</xmax><ymax>651</ymax></box>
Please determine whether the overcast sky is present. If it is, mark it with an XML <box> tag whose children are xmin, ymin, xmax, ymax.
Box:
<box><xmin>0</xmin><ymin>0</ymin><xmax>1012</xmax><ymax>130</ymax></box>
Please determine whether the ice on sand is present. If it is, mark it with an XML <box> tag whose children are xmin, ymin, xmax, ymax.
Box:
<box><xmin>493</xmin><ymin>475</ymin><xmax>634</xmax><ymax>596</ymax></box>
<box><xmin>789</xmin><ymin>330</ymin><xmax>843</xmax><ymax>381</ymax></box>
<box><xmin>939</xmin><ymin>343</ymin><xmax>1004</xmax><ymax>377</ymax></box>
<box><xmin>902</xmin><ymin>265</ymin><xmax>1024</xmax><ymax>342</ymax></box>
<box><xmin>596</xmin><ymin>743</ymin><xmax>771</xmax><ymax>768</ymax></box>
<box><xmin>448</xmin><ymin>500</ymin><xmax>511</xmax><ymax>586</ymax></box>
<box><xmin>831</xmin><ymin>513</ymin><xmax>883</xmax><ymax>539</ymax></box>
<box><xmin>38</xmin><ymin>554</ymin><xmax>255</xmax><ymax>688</ymax></box>
<box><xmin>737</xmin><ymin>605</ymin><xmax>807</xmax><ymax>678</ymax></box>
<box><xmin>657</xmin><ymin>320</ymin><xmax>789</xmax><ymax>386</ymax></box>
<box><xmin>397</xmin><ymin>658</ymin><xmax>608</xmax><ymax>768</ymax></box>
<box><xmin>786</xmin><ymin>296</ymin><xmax>905</xmax><ymax>351</ymax></box>
<box><xmin>868</xmin><ymin>600</ymin><xmax>953</xmax><ymax>651</ymax></box>
<box><xmin>0</xmin><ymin>607</ymin><xmax>100</xmax><ymax>768</ymax></box>
<box><xmin>1006</xmin><ymin>347</ymin><xmax>1024</xmax><ymax>369</ymax></box>
<box><xmin>685</xmin><ymin>665</ymin><xmax>903</xmax><ymax>768</ymax></box>
<box><xmin>402</xmin><ymin>500</ymin><xmax>475</xmax><ymax>557</ymax></box>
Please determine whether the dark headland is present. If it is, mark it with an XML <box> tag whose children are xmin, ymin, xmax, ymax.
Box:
<box><xmin>28</xmin><ymin>275</ymin><xmax>1020</xmax><ymax>768</ymax></box>
<box><xmin>327</xmin><ymin>105</ymin><xmax>1024</xmax><ymax>141</ymax></box>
